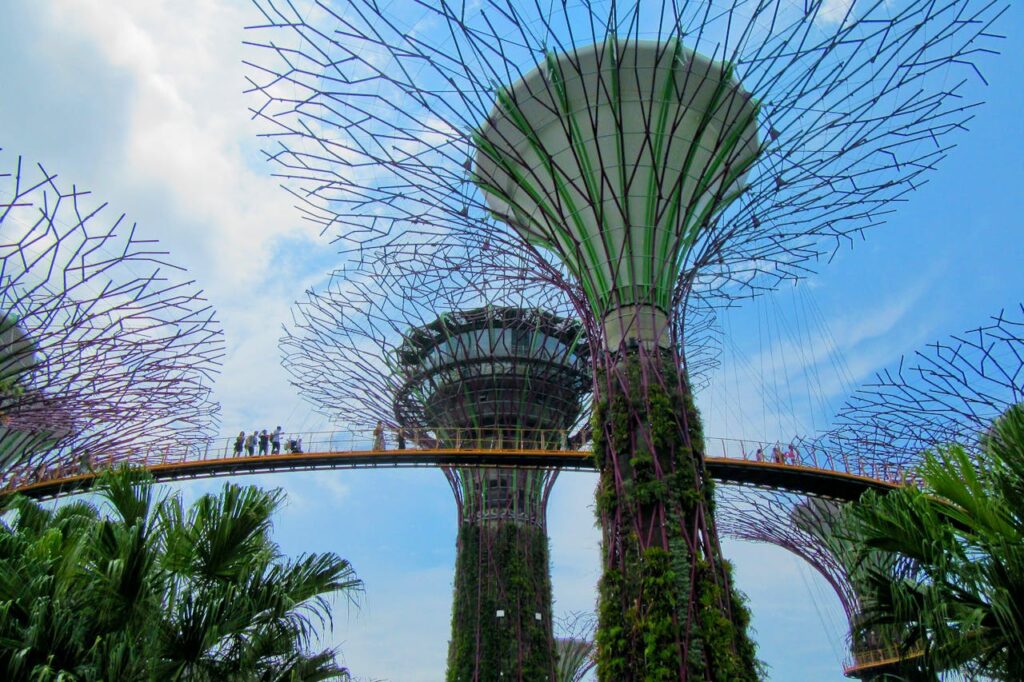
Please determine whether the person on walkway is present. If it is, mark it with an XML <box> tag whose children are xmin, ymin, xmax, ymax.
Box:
<box><xmin>295</xmin><ymin>436</ymin><xmax>303</xmax><ymax>453</ymax></box>
<box><xmin>755</xmin><ymin>447</ymin><xmax>765</xmax><ymax>462</ymax></box>
<box><xmin>373</xmin><ymin>420</ymin><xmax>385</xmax><ymax>450</ymax></box>
<box><xmin>397</xmin><ymin>428</ymin><xmax>406</xmax><ymax>450</ymax></box>
<box><xmin>234</xmin><ymin>431</ymin><xmax>244</xmax><ymax>457</ymax></box>
<box><xmin>259</xmin><ymin>429</ymin><xmax>270</xmax><ymax>456</ymax></box>
<box><xmin>272</xmin><ymin>426</ymin><xmax>282</xmax><ymax>454</ymax></box>
<box><xmin>245</xmin><ymin>431</ymin><xmax>256</xmax><ymax>456</ymax></box>
<box><xmin>772</xmin><ymin>444</ymin><xmax>785</xmax><ymax>464</ymax></box>
<box><xmin>787</xmin><ymin>443</ymin><xmax>800</xmax><ymax>465</ymax></box>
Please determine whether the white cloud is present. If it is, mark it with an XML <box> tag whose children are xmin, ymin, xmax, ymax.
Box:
<box><xmin>40</xmin><ymin>1</ymin><xmax>303</xmax><ymax>293</ymax></box>
<box><xmin>10</xmin><ymin>0</ymin><xmax>351</xmax><ymax>431</ymax></box>
<box><xmin>816</xmin><ymin>0</ymin><xmax>855</xmax><ymax>25</ymax></box>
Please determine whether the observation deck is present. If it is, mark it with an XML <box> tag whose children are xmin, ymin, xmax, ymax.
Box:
<box><xmin>4</xmin><ymin>428</ymin><xmax>914</xmax><ymax>502</ymax></box>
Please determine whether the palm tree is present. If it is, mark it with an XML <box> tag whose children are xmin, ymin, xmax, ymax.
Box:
<box><xmin>0</xmin><ymin>467</ymin><xmax>362</xmax><ymax>681</ymax></box>
<box><xmin>554</xmin><ymin>612</ymin><xmax>597</xmax><ymax>682</ymax></box>
<box><xmin>841</xmin><ymin>405</ymin><xmax>1024</xmax><ymax>680</ymax></box>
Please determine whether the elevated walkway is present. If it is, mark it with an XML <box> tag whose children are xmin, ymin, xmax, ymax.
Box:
<box><xmin>844</xmin><ymin>646</ymin><xmax>925</xmax><ymax>678</ymax></box>
<box><xmin>4</xmin><ymin>429</ymin><xmax>912</xmax><ymax>502</ymax></box>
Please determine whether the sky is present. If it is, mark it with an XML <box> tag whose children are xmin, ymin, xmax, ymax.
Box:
<box><xmin>1</xmin><ymin>1</ymin><xmax>1022</xmax><ymax>680</ymax></box>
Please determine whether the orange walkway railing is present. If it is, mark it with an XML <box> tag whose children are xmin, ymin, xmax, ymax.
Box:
<box><xmin>3</xmin><ymin>427</ymin><xmax>917</xmax><ymax>498</ymax></box>
<box><xmin>843</xmin><ymin>645</ymin><xmax>924</xmax><ymax>676</ymax></box>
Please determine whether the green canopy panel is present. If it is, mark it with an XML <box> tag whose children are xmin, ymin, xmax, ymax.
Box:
<box><xmin>474</xmin><ymin>38</ymin><xmax>760</xmax><ymax>347</ymax></box>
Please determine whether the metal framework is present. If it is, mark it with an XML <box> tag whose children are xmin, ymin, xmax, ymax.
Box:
<box><xmin>720</xmin><ymin>304</ymin><xmax>1024</xmax><ymax>679</ymax></box>
<box><xmin>244</xmin><ymin>1</ymin><xmax>1005</xmax><ymax>678</ymax></box>
<box><xmin>0</xmin><ymin>151</ymin><xmax>223</xmax><ymax>485</ymax></box>
<box><xmin>397</xmin><ymin>305</ymin><xmax>588</xmax><ymax>679</ymax></box>
<box><xmin>554</xmin><ymin>612</ymin><xmax>598</xmax><ymax>682</ymax></box>
<box><xmin>720</xmin><ymin>491</ymin><xmax>857</xmax><ymax>618</ymax></box>
<box><xmin>393</xmin><ymin>304</ymin><xmax>589</xmax><ymax>524</ymax></box>
<box><xmin>822</xmin><ymin>303</ymin><xmax>1024</xmax><ymax>467</ymax></box>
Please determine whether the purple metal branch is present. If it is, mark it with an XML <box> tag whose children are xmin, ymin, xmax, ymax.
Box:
<box><xmin>0</xmin><ymin>151</ymin><xmax>224</xmax><ymax>483</ymax></box>
<box><xmin>819</xmin><ymin>304</ymin><xmax>1024</xmax><ymax>467</ymax></box>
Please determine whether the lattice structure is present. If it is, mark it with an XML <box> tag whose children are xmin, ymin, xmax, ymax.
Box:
<box><xmin>554</xmin><ymin>612</ymin><xmax>598</xmax><ymax>682</ymax></box>
<box><xmin>0</xmin><ymin>152</ymin><xmax>223</xmax><ymax>485</ymax></box>
<box><xmin>247</xmin><ymin>1</ymin><xmax>1004</xmax><ymax>678</ymax></box>
<box><xmin>821</xmin><ymin>304</ymin><xmax>1024</xmax><ymax>467</ymax></box>
<box><xmin>281</xmin><ymin>257</ymin><xmax>595</xmax><ymax>680</ymax></box>
<box><xmin>719</xmin><ymin>490</ymin><xmax>856</xmax><ymax>616</ymax></box>
<box><xmin>394</xmin><ymin>305</ymin><xmax>588</xmax><ymax>520</ymax></box>
<box><xmin>397</xmin><ymin>305</ymin><xmax>589</xmax><ymax>680</ymax></box>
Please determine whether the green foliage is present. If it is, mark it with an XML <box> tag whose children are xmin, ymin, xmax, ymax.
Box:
<box><xmin>554</xmin><ymin>637</ymin><xmax>594</xmax><ymax>682</ymax></box>
<box><xmin>447</xmin><ymin>522</ymin><xmax>556</xmax><ymax>681</ymax></box>
<box><xmin>0</xmin><ymin>467</ymin><xmax>362</xmax><ymax>681</ymax></box>
<box><xmin>842</xmin><ymin>404</ymin><xmax>1024</xmax><ymax>681</ymax></box>
<box><xmin>638</xmin><ymin>548</ymin><xmax>681</xmax><ymax>681</ymax></box>
<box><xmin>591</xmin><ymin>353</ymin><xmax>761</xmax><ymax>681</ymax></box>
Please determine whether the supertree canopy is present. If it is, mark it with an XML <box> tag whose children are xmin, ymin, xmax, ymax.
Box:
<box><xmin>393</xmin><ymin>305</ymin><xmax>589</xmax><ymax>451</ymax></box>
<box><xmin>716</xmin><ymin>489</ymin><xmax>906</xmax><ymax>677</ymax></box>
<box><xmin>472</xmin><ymin>39</ymin><xmax>760</xmax><ymax>349</ymax></box>
<box><xmin>820</xmin><ymin>303</ymin><xmax>1024</xmax><ymax>467</ymax></box>
<box><xmin>717</xmin><ymin>304</ymin><xmax>1024</xmax><ymax>677</ymax></box>
<box><xmin>0</xmin><ymin>152</ymin><xmax>223</xmax><ymax>485</ymax></box>
<box><xmin>554</xmin><ymin>612</ymin><xmax>598</xmax><ymax>682</ymax></box>
<box><xmin>247</xmin><ymin>1</ymin><xmax>1004</xmax><ymax>677</ymax></box>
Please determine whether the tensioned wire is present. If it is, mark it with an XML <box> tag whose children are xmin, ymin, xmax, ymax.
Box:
<box><xmin>794</xmin><ymin>550</ymin><xmax>848</xmax><ymax>666</ymax></box>
<box><xmin>700</xmin><ymin>284</ymin><xmax>856</xmax><ymax>445</ymax></box>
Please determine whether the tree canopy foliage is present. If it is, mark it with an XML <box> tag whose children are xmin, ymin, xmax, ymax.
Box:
<box><xmin>0</xmin><ymin>468</ymin><xmax>362</xmax><ymax>681</ymax></box>
<box><xmin>842</xmin><ymin>405</ymin><xmax>1024</xmax><ymax>680</ymax></box>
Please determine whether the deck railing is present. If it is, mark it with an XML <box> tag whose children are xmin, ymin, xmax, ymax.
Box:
<box><xmin>3</xmin><ymin>427</ymin><xmax>922</xmax><ymax>492</ymax></box>
<box><xmin>843</xmin><ymin>644</ymin><xmax>924</xmax><ymax>674</ymax></box>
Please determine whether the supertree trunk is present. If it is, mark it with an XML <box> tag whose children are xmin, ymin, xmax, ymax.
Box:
<box><xmin>448</xmin><ymin>515</ymin><xmax>556</xmax><ymax>681</ymax></box>
<box><xmin>592</xmin><ymin>348</ymin><xmax>757</xmax><ymax>680</ymax></box>
<box><xmin>443</xmin><ymin>457</ymin><xmax>560</xmax><ymax>680</ymax></box>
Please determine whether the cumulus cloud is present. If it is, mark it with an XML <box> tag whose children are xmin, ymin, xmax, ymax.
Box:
<box><xmin>3</xmin><ymin>0</ymin><xmax>356</xmax><ymax>430</ymax></box>
<box><xmin>40</xmin><ymin>1</ymin><xmax>304</xmax><ymax>293</ymax></box>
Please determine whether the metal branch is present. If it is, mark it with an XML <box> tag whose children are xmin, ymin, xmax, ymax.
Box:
<box><xmin>0</xmin><ymin>151</ymin><xmax>224</xmax><ymax>484</ymax></box>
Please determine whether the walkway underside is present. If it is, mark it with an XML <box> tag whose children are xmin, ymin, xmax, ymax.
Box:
<box><xmin>9</xmin><ymin>448</ymin><xmax>900</xmax><ymax>502</ymax></box>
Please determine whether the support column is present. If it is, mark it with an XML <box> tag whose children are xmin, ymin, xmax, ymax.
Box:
<box><xmin>592</xmin><ymin>349</ymin><xmax>759</xmax><ymax>681</ymax></box>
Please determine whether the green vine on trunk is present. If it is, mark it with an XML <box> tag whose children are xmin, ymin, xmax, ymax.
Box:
<box><xmin>447</xmin><ymin>522</ymin><xmax>557</xmax><ymax>681</ymax></box>
<box><xmin>593</xmin><ymin>352</ymin><xmax>762</xmax><ymax>681</ymax></box>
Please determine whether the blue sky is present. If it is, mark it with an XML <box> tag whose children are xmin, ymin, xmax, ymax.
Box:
<box><xmin>2</xmin><ymin>1</ymin><xmax>1022</xmax><ymax>680</ymax></box>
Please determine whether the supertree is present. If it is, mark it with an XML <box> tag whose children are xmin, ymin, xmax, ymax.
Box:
<box><xmin>280</xmin><ymin>253</ymin><xmax>591</xmax><ymax>680</ymax></box>
<box><xmin>281</xmin><ymin>247</ymin><xmax>726</xmax><ymax>680</ymax></box>
<box><xmin>717</xmin><ymin>304</ymin><xmax>1024</xmax><ymax>678</ymax></box>
<box><xmin>0</xmin><ymin>151</ymin><xmax>223</xmax><ymax>486</ymax></box>
<box><xmin>716</xmin><ymin>489</ymin><xmax>913</xmax><ymax>679</ymax></box>
<box><xmin>396</xmin><ymin>305</ymin><xmax>587</xmax><ymax>680</ymax></box>
<box><xmin>554</xmin><ymin>612</ymin><xmax>598</xmax><ymax>682</ymax></box>
<box><xmin>246</xmin><ymin>1</ymin><xmax>1005</xmax><ymax>677</ymax></box>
